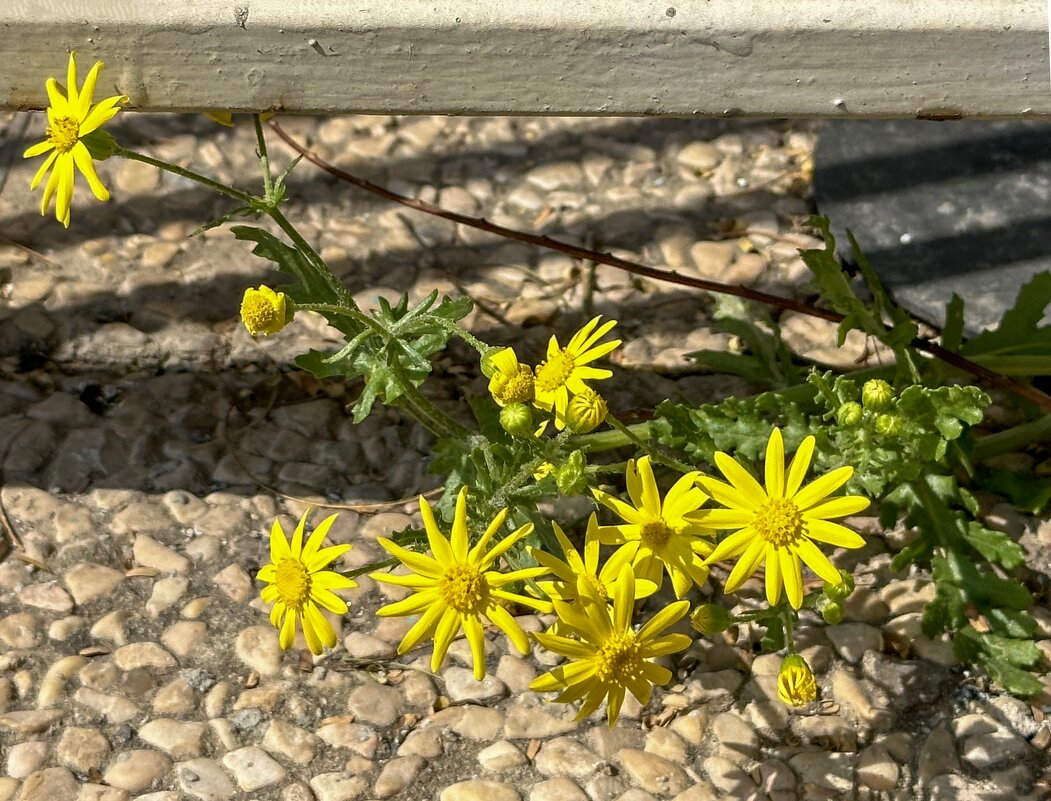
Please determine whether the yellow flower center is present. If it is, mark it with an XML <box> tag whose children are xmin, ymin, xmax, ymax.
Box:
<box><xmin>754</xmin><ymin>498</ymin><xmax>804</xmax><ymax>547</ymax></box>
<box><xmin>535</xmin><ymin>350</ymin><xmax>575</xmax><ymax>393</ymax></box>
<box><xmin>46</xmin><ymin>116</ymin><xmax>81</xmax><ymax>154</ymax></box>
<box><xmin>275</xmin><ymin>558</ymin><xmax>311</xmax><ymax>609</ymax></box>
<box><xmin>494</xmin><ymin>367</ymin><xmax>535</xmax><ymax>405</ymax></box>
<box><xmin>440</xmin><ymin>564</ymin><xmax>486</xmax><ymax>613</ymax></box>
<box><xmin>241</xmin><ymin>292</ymin><xmax>281</xmax><ymax>336</ymax></box>
<box><xmin>594</xmin><ymin>631</ymin><xmax>642</xmax><ymax>685</ymax></box>
<box><xmin>640</xmin><ymin>518</ymin><xmax>672</xmax><ymax>551</ymax></box>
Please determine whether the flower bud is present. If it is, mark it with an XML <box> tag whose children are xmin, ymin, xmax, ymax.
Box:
<box><xmin>499</xmin><ymin>403</ymin><xmax>534</xmax><ymax>438</ymax></box>
<box><xmin>861</xmin><ymin>379</ymin><xmax>894</xmax><ymax>411</ymax></box>
<box><xmin>555</xmin><ymin>451</ymin><xmax>588</xmax><ymax>495</ymax></box>
<box><xmin>777</xmin><ymin>654</ymin><xmax>817</xmax><ymax>707</ymax></box>
<box><xmin>874</xmin><ymin>413</ymin><xmax>903</xmax><ymax>437</ymax></box>
<box><xmin>823</xmin><ymin>570</ymin><xmax>855</xmax><ymax>602</ymax></box>
<box><xmin>81</xmin><ymin>129</ymin><xmax>121</xmax><ymax>160</ymax></box>
<box><xmin>820</xmin><ymin>601</ymin><xmax>844</xmax><ymax>625</ymax></box>
<box><xmin>240</xmin><ymin>286</ymin><xmax>290</xmax><ymax>336</ymax></box>
<box><xmin>690</xmin><ymin>604</ymin><xmax>733</xmax><ymax>635</ymax></box>
<box><xmin>835</xmin><ymin>401</ymin><xmax>863</xmax><ymax>427</ymax></box>
<box><xmin>565</xmin><ymin>389</ymin><xmax>608</xmax><ymax>433</ymax></box>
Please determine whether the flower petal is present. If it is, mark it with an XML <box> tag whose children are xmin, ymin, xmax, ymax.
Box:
<box><xmin>792</xmin><ymin>466</ymin><xmax>854</xmax><ymax>510</ymax></box>
<box><xmin>785</xmin><ymin>435</ymin><xmax>815</xmax><ymax>497</ymax></box>
<box><xmin>765</xmin><ymin>549</ymin><xmax>783</xmax><ymax>606</ymax></box>
<box><xmin>723</xmin><ymin>537</ymin><xmax>766</xmax><ymax>594</ymax></box>
<box><xmin>375</xmin><ymin>538</ymin><xmax>443</xmax><ymax>578</ymax></box>
<box><xmin>765</xmin><ymin>428</ymin><xmax>786</xmax><ymax>498</ymax></box>
<box><xmin>301</xmin><ymin>513</ymin><xmax>339</xmax><ymax>562</ymax></box>
<box><xmin>306</xmin><ymin>544</ymin><xmax>352</xmax><ymax>573</ymax></box>
<box><xmin>450</xmin><ymin>487</ymin><xmax>470</xmax><ymax>559</ymax></box>
<box><xmin>420</xmin><ymin>494</ymin><xmax>454</xmax><ymax>565</ymax></box>
<box><xmin>794</xmin><ymin>538</ymin><xmax>843</xmax><ymax>585</ymax></box>
<box><xmin>397</xmin><ymin>601</ymin><xmax>445</xmax><ymax>654</ymax></box>
<box><xmin>779</xmin><ymin>548</ymin><xmax>804</xmax><ymax>609</ymax></box>
<box><xmin>713</xmin><ymin>452</ymin><xmax>768</xmax><ymax>505</ymax></box>
<box><xmin>805</xmin><ymin>519</ymin><xmax>866</xmax><ymax>549</ymax></box>
<box><xmin>804</xmin><ymin>496</ymin><xmax>871</xmax><ymax>520</ymax></box>
<box><xmin>704</xmin><ymin>527</ymin><xmax>758</xmax><ymax>565</ymax></box>
<box><xmin>464</xmin><ymin>614</ymin><xmax>488</xmax><ymax>680</ymax></box>
<box><xmin>376</xmin><ymin>589</ymin><xmax>441</xmax><ymax>618</ymax></box>
<box><xmin>636</xmin><ymin>600</ymin><xmax>689</xmax><ymax>642</ymax></box>
<box><xmin>429</xmin><ymin>610</ymin><xmax>462</xmax><ymax>672</ymax></box>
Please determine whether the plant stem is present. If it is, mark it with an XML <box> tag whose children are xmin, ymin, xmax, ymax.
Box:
<box><xmin>253</xmin><ymin>114</ymin><xmax>275</xmax><ymax>198</ymax></box>
<box><xmin>970</xmin><ymin>413</ymin><xmax>1051</xmax><ymax>462</ymax></box>
<box><xmin>389</xmin><ymin>362</ymin><xmax>471</xmax><ymax>440</ymax></box>
<box><xmin>117</xmin><ymin>148</ymin><xmax>255</xmax><ymax>205</ymax></box>
<box><xmin>267</xmin><ymin>206</ymin><xmax>351</xmax><ymax>303</ymax></box>
<box><xmin>779</xmin><ymin>604</ymin><xmax>796</xmax><ymax>654</ymax></box>
<box><xmin>603</xmin><ymin>416</ymin><xmax>695</xmax><ymax>474</ymax></box>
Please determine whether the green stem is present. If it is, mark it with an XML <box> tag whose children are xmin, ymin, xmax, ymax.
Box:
<box><xmin>389</xmin><ymin>362</ymin><xmax>471</xmax><ymax>440</ymax></box>
<box><xmin>970</xmin><ymin>413</ymin><xmax>1051</xmax><ymax>462</ymax></box>
<box><xmin>602</xmin><ymin>416</ymin><xmax>695</xmax><ymax>474</ymax></box>
<box><xmin>779</xmin><ymin>603</ymin><xmax>797</xmax><ymax>654</ymax></box>
<box><xmin>253</xmin><ymin>114</ymin><xmax>275</xmax><ymax>198</ymax></box>
<box><xmin>444</xmin><ymin>321</ymin><xmax>489</xmax><ymax>356</ymax></box>
<box><xmin>268</xmin><ymin>206</ymin><xmax>352</xmax><ymax>304</ymax></box>
<box><xmin>117</xmin><ymin>148</ymin><xmax>255</xmax><ymax>205</ymax></box>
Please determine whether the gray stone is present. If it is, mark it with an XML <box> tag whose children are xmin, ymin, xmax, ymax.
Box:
<box><xmin>616</xmin><ymin>749</ymin><xmax>691</xmax><ymax>796</ymax></box>
<box><xmin>176</xmin><ymin>758</ymin><xmax>237</xmax><ymax>801</ymax></box>
<box><xmin>138</xmin><ymin>719</ymin><xmax>206</xmax><ymax>759</ymax></box>
<box><xmin>102</xmin><ymin>750</ymin><xmax>171</xmax><ymax>793</ymax></box>
<box><xmin>826</xmin><ymin>623</ymin><xmax>883</xmax><ymax>663</ymax></box>
<box><xmin>221</xmin><ymin>746</ymin><xmax>287</xmax><ymax>792</ymax></box>
<box><xmin>788</xmin><ymin>751</ymin><xmax>856</xmax><ymax>795</ymax></box>
<box><xmin>7</xmin><ymin>741</ymin><xmax>48</xmax><ymax>780</ymax></box>
<box><xmin>534</xmin><ymin>737</ymin><xmax>604</xmax><ymax>780</ymax></box>
<box><xmin>309</xmin><ymin>773</ymin><xmax>370</xmax><ymax>801</ymax></box>
<box><xmin>346</xmin><ymin>684</ymin><xmax>403</xmax><ymax>727</ymax></box>
<box><xmin>443</xmin><ymin>667</ymin><xmax>510</xmax><ymax>704</ymax></box>
<box><xmin>14</xmin><ymin>768</ymin><xmax>77</xmax><ymax>801</ymax></box>
<box><xmin>857</xmin><ymin>744</ymin><xmax>899</xmax><ymax>791</ymax></box>
<box><xmin>235</xmin><ymin>626</ymin><xmax>283</xmax><ymax>676</ymax></box>
<box><xmin>528</xmin><ymin>778</ymin><xmax>588</xmax><ymax>801</ymax></box>
<box><xmin>262</xmin><ymin>719</ymin><xmax>320</xmax><ymax>765</ymax></box>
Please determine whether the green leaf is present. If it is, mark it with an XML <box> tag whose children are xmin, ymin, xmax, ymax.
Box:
<box><xmin>231</xmin><ymin>225</ymin><xmax>339</xmax><ymax>304</ymax></box>
<box><xmin>942</xmin><ymin>294</ymin><xmax>966</xmax><ymax>352</ymax></box>
<box><xmin>961</xmin><ymin>521</ymin><xmax>1026</xmax><ymax>570</ymax></box>
<box><xmin>975</xmin><ymin>468</ymin><xmax>1051</xmax><ymax>515</ymax></box>
<box><xmin>961</xmin><ymin>272</ymin><xmax>1051</xmax><ymax>358</ymax></box>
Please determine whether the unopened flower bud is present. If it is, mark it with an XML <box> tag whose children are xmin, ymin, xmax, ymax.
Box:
<box><xmin>565</xmin><ymin>389</ymin><xmax>608</xmax><ymax>433</ymax></box>
<box><xmin>861</xmin><ymin>379</ymin><xmax>895</xmax><ymax>411</ymax></box>
<box><xmin>499</xmin><ymin>403</ymin><xmax>534</xmax><ymax>438</ymax></box>
<box><xmin>555</xmin><ymin>451</ymin><xmax>587</xmax><ymax>495</ymax></box>
<box><xmin>240</xmin><ymin>286</ymin><xmax>290</xmax><ymax>336</ymax></box>
<box><xmin>777</xmin><ymin>655</ymin><xmax>818</xmax><ymax>707</ymax></box>
<box><xmin>874</xmin><ymin>413</ymin><xmax>903</xmax><ymax>437</ymax></box>
<box><xmin>820</xmin><ymin>601</ymin><xmax>844</xmax><ymax>625</ymax></box>
<box><xmin>690</xmin><ymin>604</ymin><xmax>733</xmax><ymax>635</ymax></box>
<box><xmin>823</xmin><ymin>570</ymin><xmax>855</xmax><ymax>602</ymax></box>
<box><xmin>836</xmin><ymin>401</ymin><xmax>863</xmax><ymax>427</ymax></box>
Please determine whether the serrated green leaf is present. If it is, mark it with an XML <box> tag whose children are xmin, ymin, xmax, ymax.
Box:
<box><xmin>985</xmin><ymin>608</ymin><xmax>1037</xmax><ymax>639</ymax></box>
<box><xmin>231</xmin><ymin>225</ymin><xmax>339</xmax><ymax>304</ymax></box>
<box><xmin>961</xmin><ymin>272</ymin><xmax>1051</xmax><ymax>358</ymax></box>
<box><xmin>961</xmin><ymin>522</ymin><xmax>1026</xmax><ymax>569</ymax></box>
<box><xmin>976</xmin><ymin>468</ymin><xmax>1051</xmax><ymax>515</ymax></box>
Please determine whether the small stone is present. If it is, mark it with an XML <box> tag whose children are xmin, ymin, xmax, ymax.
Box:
<box><xmin>343</xmin><ymin>632</ymin><xmax>396</xmax><ymax>660</ymax></box>
<box><xmin>309</xmin><ymin>773</ymin><xmax>370</xmax><ymax>801</ymax></box>
<box><xmin>529</xmin><ymin>778</ymin><xmax>588</xmax><ymax>801</ymax></box>
<box><xmin>919</xmin><ymin>723</ymin><xmax>960</xmax><ymax>780</ymax></box>
<box><xmin>138</xmin><ymin>719</ymin><xmax>206</xmax><ymax>759</ymax></box>
<box><xmin>879</xmin><ymin>579</ymin><xmax>935</xmax><ymax>616</ymax></box>
<box><xmin>0</xmin><ymin>776</ymin><xmax>17</xmax><ymax>801</ymax></box>
<box><xmin>373</xmin><ymin>756</ymin><xmax>427</xmax><ymax>798</ymax></box>
<box><xmin>176</xmin><ymin>758</ymin><xmax>237</xmax><ymax>801</ymax></box>
<box><xmin>677</xmin><ymin>142</ymin><xmax>722</xmax><ymax>171</ymax></box>
<box><xmin>702</xmin><ymin>755</ymin><xmax>756</xmax><ymax>796</ymax></box>
<box><xmin>788</xmin><ymin>751</ymin><xmax>856</xmax><ymax>795</ymax></box>
<box><xmin>451</xmin><ymin>706</ymin><xmax>504</xmax><ymax>741</ymax></box>
<box><xmin>826</xmin><ymin>623</ymin><xmax>883</xmax><ymax>663</ymax></box>
<box><xmin>235</xmin><ymin>625</ymin><xmax>283</xmax><ymax>676</ymax></box>
<box><xmin>7</xmin><ymin>741</ymin><xmax>48</xmax><ymax>779</ymax></box>
<box><xmin>146</xmin><ymin>577</ymin><xmax>189</xmax><ymax>618</ymax></box>
<box><xmin>115</xmin><ymin>159</ymin><xmax>161</xmax><ymax>194</ymax></box>
<box><xmin>37</xmin><ymin>655</ymin><xmax>87</xmax><ymax>708</ymax></box>
<box><xmin>0</xmin><ymin>613</ymin><xmax>41</xmax><ymax>649</ymax></box>
<box><xmin>113</xmin><ymin>642</ymin><xmax>176</xmax><ymax>671</ymax></box>
<box><xmin>525</xmin><ymin>162</ymin><xmax>584</xmax><ymax>191</ymax></box>
<box><xmin>282</xmin><ymin>782</ymin><xmax>315</xmax><ymax>801</ymax></box>
<box><xmin>503</xmin><ymin>696</ymin><xmax>578</xmax><ymax>738</ymax></box>
<box><xmin>161</xmin><ymin>621</ymin><xmax>207</xmax><ymax>659</ymax></box>
<box><xmin>397</xmin><ymin>727</ymin><xmax>444</xmax><ymax>759</ymax></box>
<box><xmin>443</xmin><ymin>668</ymin><xmax>509</xmax><ymax>704</ymax></box>
<box><xmin>17</xmin><ymin>583</ymin><xmax>74</xmax><ymax>614</ymax></box>
<box><xmin>73</xmin><ymin>688</ymin><xmax>138</xmax><ymax>723</ymax></box>
<box><xmin>49</xmin><ymin>616</ymin><xmax>85</xmax><ymax>641</ymax></box>
<box><xmin>960</xmin><ymin>730</ymin><xmax>1030</xmax><ymax>771</ymax></box>
<box><xmin>315</xmin><ymin>719</ymin><xmax>380</xmax><ymax>758</ymax></box>
<box><xmin>262</xmin><ymin>719</ymin><xmax>320</xmax><ymax>765</ymax></box>
<box><xmin>103</xmin><ymin>750</ymin><xmax>172</xmax><ymax>793</ymax></box>
<box><xmin>690</xmin><ymin>241</ymin><xmax>737</xmax><ymax>279</ymax></box>
<box><xmin>89</xmin><ymin>610</ymin><xmax>130</xmax><ymax>644</ymax></box>
<box><xmin>495</xmin><ymin>655</ymin><xmax>536</xmax><ymax>693</ymax></box>
<box><xmin>534</xmin><ymin>737</ymin><xmax>604</xmax><ymax>780</ymax></box>
<box><xmin>181</xmin><ymin>597</ymin><xmax>213</xmax><ymax>619</ymax></box>
<box><xmin>76</xmin><ymin>784</ymin><xmax>131</xmax><ymax>801</ymax></box>
<box><xmin>643</xmin><ymin>728</ymin><xmax>687</xmax><ymax>763</ymax></box>
<box><xmin>857</xmin><ymin>744</ymin><xmax>899</xmax><ymax>791</ymax></box>
<box><xmin>586</xmin><ymin>725</ymin><xmax>645</xmax><ymax>759</ymax></box>
<box><xmin>346</xmin><ymin>683</ymin><xmax>402</xmax><ymax>727</ymax></box>
<box><xmin>222</xmin><ymin>746</ymin><xmax>287</xmax><ymax>792</ymax></box>
<box><xmin>0</xmin><ymin>709</ymin><xmax>63</xmax><ymax>735</ymax></box>
<box><xmin>152</xmin><ymin>678</ymin><xmax>196</xmax><ymax>716</ymax></box>
<box><xmin>57</xmin><ymin>727</ymin><xmax>111</xmax><ymax>774</ymax></box>
<box><xmin>14</xmin><ymin>767</ymin><xmax>77</xmax><ymax>801</ymax></box>
<box><xmin>478</xmin><ymin>741</ymin><xmax>527</xmax><ymax>772</ymax></box>
<box><xmin>212</xmin><ymin>564</ymin><xmax>253</xmax><ymax>602</ymax></box>
<box><xmin>134</xmin><ymin>536</ymin><xmax>190</xmax><ymax>574</ymax></box>
<box><xmin>617</xmin><ymin>749</ymin><xmax>691</xmax><ymax>796</ymax></box>
<box><xmin>830</xmin><ymin>670</ymin><xmax>892</xmax><ymax>729</ymax></box>
<box><xmin>712</xmin><ymin>712</ymin><xmax>761</xmax><ymax>764</ymax></box>
<box><xmin>440</xmin><ymin>780</ymin><xmax>521</xmax><ymax>801</ymax></box>
<box><xmin>791</xmin><ymin>715</ymin><xmax>858</xmax><ymax>752</ymax></box>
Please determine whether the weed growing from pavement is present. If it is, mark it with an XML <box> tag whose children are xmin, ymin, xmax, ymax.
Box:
<box><xmin>20</xmin><ymin>55</ymin><xmax>1051</xmax><ymax>719</ymax></box>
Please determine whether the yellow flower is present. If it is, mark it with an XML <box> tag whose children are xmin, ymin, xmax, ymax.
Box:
<box><xmin>487</xmin><ymin>347</ymin><xmax>535</xmax><ymax>406</ymax></box>
<box><xmin>564</xmin><ymin>388</ymin><xmax>608</xmax><ymax>433</ymax></box>
<box><xmin>241</xmin><ymin>286</ymin><xmax>289</xmax><ymax>336</ymax></box>
<box><xmin>257</xmin><ymin>512</ymin><xmax>357</xmax><ymax>655</ymax></box>
<box><xmin>534</xmin><ymin>316</ymin><xmax>620</xmax><ymax>429</ymax></box>
<box><xmin>533</xmin><ymin>461</ymin><xmax>555</xmax><ymax>480</ymax></box>
<box><xmin>530</xmin><ymin>516</ymin><xmax>657</xmax><ymax>606</ymax></box>
<box><xmin>592</xmin><ymin>456</ymin><xmax>714</xmax><ymax>598</ymax></box>
<box><xmin>23</xmin><ymin>52</ymin><xmax>127</xmax><ymax>227</ymax></box>
<box><xmin>777</xmin><ymin>654</ymin><xmax>818</xmax><ymax>706</ymax></box>
<box><xmin>371</xmin><ymin>488</ymin><xmax>551</xmax><ymax>680</ymax></box>
<box><xmin>693</xmin><ymin>428</ymin><xmax>869</xmax><ymax>610</ymax></box>
<box><xmin>530</xmin><ymin>565</ymin><xmax>691</xmax><ymax>727</ymax></box>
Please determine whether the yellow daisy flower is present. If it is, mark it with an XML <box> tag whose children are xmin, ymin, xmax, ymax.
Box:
<box><xmin>592</xmin><ymin>456</ymin><xmax>714</xmax><ymax>598</ymax></box>
<box><xmin>693</xmin><ymin>428</ymin><xmax>869</xmax><ymax>610</ymax></box>
<box><xmin>563</xmin><ymin>387</ymin><xmax>608</xmax><ymax>433</ymax></box>
<box><xmin>240</xmin><ymin>286</ymin><xmax>289</xmax><ymax>336</ymax></box>
<box><xmin>257</xmin><ymin>512</ymin><xmax>357</xmax><ymax>655</ymax></box>
<box><xmin>23</xmin><ymin>52</ymin><xmax>127</xmax><ymax>227</ymax></box>
<box><xmin>777</xmin><ymin>654</ymin><xmax>818</xmax><ymax>706</ymax></box>
<box><xmin>371</xmin><ymin>488</ymin><xmax>551</xmax><ymax>680</ymax></box>
<box><xmin>487</xmin><ymin>347</ymin><xmax>535</xmax><ymax>406</ymax></box>
<box><xmin>529</xmin><ymin>515</ymin><xmax>657</xmax><ymax>605</ymax></box>
<box><xmin>534</xmin><ymin>316</ymin><xmax>621</xmax><ymax>429</ymax></box>
<box><xmin>530</xmin><ymin>565</ymin><xmax>692</xmax><ymax>727</ymax></box>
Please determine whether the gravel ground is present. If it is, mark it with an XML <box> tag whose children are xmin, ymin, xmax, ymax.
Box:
<box><xmin>0</xmin><ymin>111</ymin><xmax>1049</xmax><ymax>801</ymax></box>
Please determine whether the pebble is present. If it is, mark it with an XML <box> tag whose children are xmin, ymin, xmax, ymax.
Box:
<box><xmin>212</xmin><ymin>564</ymin><xmax>253</xmax><ymax>603</ymax></box>
<box><xmin>0</xmin><ymin>613</ymin><xmax>41</xmax><ymax>649</ymax></box>
<box><xmin>218</xmin><ymin>747</ymin><xmax>285</xmax><ymax>792</ymax></box>
<box><xmin>444</xmin><ymin>667</ymin><xmax>510</xmax><ymax>704</ymax></box>
<box><xmin>702</xmin><ymin>755</ymin><xmax>756</xmax><ymax>796</ymax></box>
<box><xmin>235</xmin><ymin>625</ymin><xmax>283</xmax><ymax>676</ymax></box>
<box><xmin>90</xmin><ymin>610</ymin><xmax>131</xmax><ymax>644</ymax></box>
<box><xmin>17</xmin><ymin>582</ymin><xmax>74</xmax><ymax>614</ymax></box>
<box><xmin>529</xmin><ymin>778</ymin><xmax>589</xmax><ymax>801</ymax></box>
<box><xmin>440</xmin><ymin>780</ymin><xmax>521</xmax><ymax>801</ymax></box>
<box><xmin>398</xmin><ymin>726</ymin><xmax>444</xmax><ymax>759</ymax></box>
<box><xmin>789</xmin><ymin>751</ymin><xmax>856</xmax><ymax>795</ymax></box>
<box><xmin>478</xmin><ymin>741</ymin><xmax>527</xmax><ymax>771</ymax></box>
<box><xmin>138</xmin><ymin>719</ymin><xmax>207</xmax><ymax>759</ymax></box>
<box><xmin>56</xmin><ymin>727</ymin><xmax>111</xmax><ymax>774</ymax></box>
<box><xmin>134</xmin><ymin>535</ymin><xmax>191</xmax><ymax>574</ymax></box>
<box><xmin>960</xmin><ymin>730</ymin><xmax>1030</xmax><ymax>771</ymax></box>
<box><xmin>7</xmin><ymin>741</ymin><xmax>48</xmax><ymax>779</ymax></box>
<box><xmin>0</xmin><ymin>709</ymin><xmax>63</xmax><ymax>735</ymax></box>
<box><xmin>316</xmin><ymin>719</ymin><xmax>380</xmax><ymax>758</ymax></box>
<box><xmin>309</xmin><ymin>773</ymin><xmax>370</xmax><ymax>801</ymax></box>
<box><xmin>161</xmin><ymin>621</ymin><xmax>207</xmax><ymax>658</ymax></box>
<box><xmin>77</xmin><ymin>784</ymin><xmax>131</xmax><ymax>801</ymax></box>
<box><xmin>830</xmin><ymin>669</ymin><xmax>892</xmax><ymax>729</ymax></box>
<box><xmin>791</xmin><ymin>714</ymin><xmax>858</xmax><ymax>752</ymax></box>
<box><xmin>372</xmin><ymin>755</ymin><xmax>427</xmax><ymax>797</ymax></box>
<box><xmin>677</xmin><ymin>142</ymin><xmax>722</xmax><ymax>172</ymax></box>
<box><xmin>711</xmin><ymin>712</ymin><xmax>761</xmax><ymax>764</ymax></box>
<box><xmin>534</xmin><ymin>737</ymin><xmax>604</xmax><ymax>779</ymax></box>
<box><xmin>346</xmin><ymin>683</ymin><xmax>404</xmax><ymax>727</ymax></box>
<box><xmin>262</xmin><ymin>719</ymin><xmax>320</xmax><ymax>764</ymax></box>
<box><xmin>503</xmin><ymin>696</ymin><xmax>578</xmax><ymax>739</ymax></box>
<box><xmin>146</xmin><ymin>577</ymin><xmax>189</xmax><ymax>618</ymax></box>
<box><xmin>857</xmin><ymin>744</ymin><xmax>899</xmax><ymax>791</ymax></box>
<box><xmin>176</xmin><ymin>758</ymin><xmax>237</xmax><ymax>801</ymax></box>
<box><xmin>102</xmin><ymin>750</ymin><xmax>172</xmax><ymax>792</ymax></box>
<box><xmin>826</xmin><ymin>623</ymin><xmax>883</xmax><ymax>663</ymax></box>
<box><xmin>14</xmin><ymin>768</ymin><xmax>77</xmax><ymax>801</ymax></box>
<box><xmin>616</xmin><ymin>749</ymin><xmax>691</xmax><ymax>796</ymax></box>
<box><xmin>113</xmin><ymin>642</ymin><xmax>177</xmax><ymax>671</ymax></box>
<box><xmin>37</xmin><ymin>655</ymin><xmax>87</xmax><ymax>708</ymax></box>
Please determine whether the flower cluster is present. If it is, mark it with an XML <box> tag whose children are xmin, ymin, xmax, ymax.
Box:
<box><xmin>487</xmin><ymin>316</ymin><xmax>620</xmax><ymax>433</ymax></box>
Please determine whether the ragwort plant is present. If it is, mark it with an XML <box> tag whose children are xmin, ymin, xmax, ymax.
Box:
<box><xmin>21</xmin><ymin>52</ymin><xmax>1051</xmax><ymax>724</ymax></box>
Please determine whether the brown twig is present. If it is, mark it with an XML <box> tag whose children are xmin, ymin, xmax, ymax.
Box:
<box><xmin>267</xmin><ymin>121</ymin><xmax>1051</xmax><ymax>413</ymax></box>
